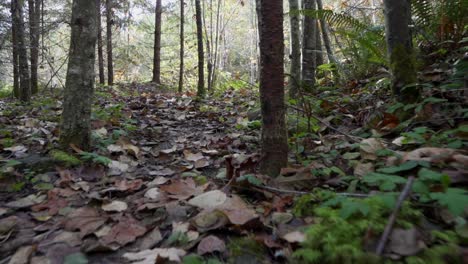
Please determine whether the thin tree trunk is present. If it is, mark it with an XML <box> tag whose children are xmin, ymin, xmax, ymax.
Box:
<box><xmin>383</xmin><ymin>0</ymin><xmax>418</xmax><ymax>103</ymax></box>
<box><xmin>195</xmin><ymin>0</ymin><xmax>205</xmax><ymax>97</ymax></box>
<box><xmin>203</xmin><ymin>0</ymin><xmax>213</xmax><ymax>92</ymax></box>
<box><xmin>315</xmin><ymin>19</ymin><xmax>324</xmax><ymax>67</ymax></box>
<box><xmin>302</xmin><ymin>0</ymin><xmax>318</xmax><ymax>90</ymax></box>
<box><xmin>60</xmin><ymin>0</ymin><xmax>98</xmax><ymax>150</ymax></box>
<box><xmin>316</xmin><ymin>0</ymin><xmax>336</xmax><ymax>65</ymax></box>
<box><xmin>288</xmin><ymin>0</ymin><xmax>301</xmax><ymax>97</ymax></box>
<box><xmin>210</xmin><ymin>0</ymin><xmax>222</xmax><ymax>91</ymax></box>
<box><xmin>28</xmin><ymin>0</ymin><xmax>40</xmax><ymax>94</ymax></box>
<box><xmin>257</xmin><ymin>0</ymin><xmax>288</xmax><ymax>176</ymax></box>
<box><xmin>96</xmin><ymin>0</ymin><xmax>105</xmax><ymax>84</ymax></box>
<box><xmin>12</xmin><ymin>0</ymin><xmax>31</xmax><ymax>102</ymax></box>
<box><xmin>152</xmin><ymin>0</ymin><xmax>162</xmax><ymax>84</ymax></box>
<box><xmin>106</xmin><ymin>0</ymin><xmax>114</xmax><ymax>85</ymax></box>
<box><xmin>11</xmin><ymin>7</ymin><xmax>20</xmax><ymax>98</ymax></box>
<box><xmin>178</xmin><ymin>0</ymin><xmax>184</xmax><ymax>93</ymax></box>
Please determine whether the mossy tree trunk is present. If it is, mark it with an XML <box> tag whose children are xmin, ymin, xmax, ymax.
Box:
<box><xmin>257</xmin><ymin>0</ymin><xmax>288</xmax><ymax>176</ymax></box>
<box><xmin>383</xmin><ymin>0</ymin><xmax>419</xmax><ymax>103</ymax></box>
<box><xmin>288</xmin><ymin>0</ymin><xmax>301</xmax><ymax>98</ymax></box>
<box><xmin>60</xmin><ymin>0</ymin><xmax>97</xmax><ymax>150</ymax></box>
<box><xmin>106</xmin><ymin>0</ymin><xmax>114</xmax><ymax>85</ymax></box>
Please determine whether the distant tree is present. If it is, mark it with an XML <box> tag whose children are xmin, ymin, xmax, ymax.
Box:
<box><xmin>28</xmin><ymin>0</ymin><xmax>40</xmax><ymax>94</ymax></box>
<box><xmin>383</xmin><ymin>0</ymin><xmax>419</xmax><ymax>103</ymax></box>
<box><xmin>152</xmin><ymin>0</ymin><xmax>162</xmax><ymax>84</ymax></box>
<box><xmin>106</xmin><ymin>0</ymin><xmax>114</xmax><ymax>85</ymax></box>
<box><xmin>178</xmin><ymin>0</ymin><xmax>184</xmax><ymax>93</ymax></box>
<box><xmin>96</xmin><ymin>0</ymin><xmax>105</xmax><ymax>84</ymax></box>
<box><xmin>302</xmin><ymin>0</ymin><xmax>318</xmax><ymax>90</ymax></box>
<box><xmin>316</xmin><ymin>0</ymin><xmax>336</xmax><ymax>65</ymax></box>
<box><xmin>11</xmin><ymin>6</ymin><xmax>19</xmax><ymax>98</ymax></box>
<box><xmin>11</xmin><ymin>0</ymin><xmax>31</xmax><ymax>102</ymax></box>
<box><xmin>195</xmin><ymin>0</ymin><xmax>205</xmax><ymax>97</ymax></box>
<box><xmin>288</xmin><ymin>0</ymin><xmax>301</xmax><ymax>98</ymax></box>
<box><xmin>257</xmin><ymin>0</ymin><xmax>288</xmax><ymax>176</ymax></box>
<box><xmin>60</xmin><ymin>0</ymin><xmax>97</xmax><ymax>150</ymax></box>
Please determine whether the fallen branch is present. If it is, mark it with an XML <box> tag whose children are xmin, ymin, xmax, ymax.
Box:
<box><xmin>375</xmin><ymin>176</ymin><xmax>415</xmax><ymax>255</ymax></box>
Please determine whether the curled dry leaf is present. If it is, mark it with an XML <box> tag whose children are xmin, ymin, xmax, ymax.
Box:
<box><xmin>123</xmin><ymin>248</ymin><xmax>186</xmax><ymax>264</ymax></box>
<box><xmin>188</xmin><ymin>190</ymin><xmax>227</xmax><ymax>209</ymax></box>
<box><xmin>191</xmin><ymin>210</ymin><xmax>229</xmax><ymax>232</ymax></box>
<box><xmin>360</xmin><ymin>138</ymin><xmax>385</xmax><ymax>161</ymax></box>
<box><xmin>115</xmin><ymin>179</ymin><xmax>144</xmax><ymax>192</ymax></box>
<box><xmin>183</xmin><ymin>150</ymin><xmax>205</xmax><ymax>162</ymax></box>
<box><xmin>160</xmin><ymin>178</ymin><xmax>203</xmax><ymax>200</ymax></box>
<box><xmin>197</xmin><ymin>235</ymin><xmax>226</xmax><ymax>255</ymax></box>
<box><xmin>6</xmin><ymin>194</ymin><xmax>46</xmax><ymax>209</ymax></box>
<box><xmin>31</xmin><ymin>189</ymin><xmax>68</xmax><ymax>216</ymax></box>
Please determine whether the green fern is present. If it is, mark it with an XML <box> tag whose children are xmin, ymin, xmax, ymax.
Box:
<box><xmin>295</xmin><ymin>9</ymin><xmax>370</xmax><ymax>33</ymax></box>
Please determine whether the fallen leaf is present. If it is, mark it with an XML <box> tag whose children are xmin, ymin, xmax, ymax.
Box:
<box><xmin>31</xmin><ymin>189</ymin><xmax>68</xmax><ymax>216</ymax></box>
<box><xmin>6</xmin><ymin>194</ymin><xmax>46</xmax><ymax>208</ymax></box>
<box><xmin>64</xmin><ymin>207</ymin><xmax>107</xmax><ymax>238</ymax></box>
<box><xmin>197</xmin><ymin>235</ymin><xmax>226</xmax><ymax>255</ymax></box>
<box><xmin>144</xmin><ymin>188</ymin><xmax>162</xmax><ymax>200</ymax></box>
<box><xmin>108</xmin><ymin>160</ymin><xmax>129</xmax><ymax>176</ymax></box>
<box><xmin>123</xmin><ymin>248</ymin><xmax>186</xmax><ymax>263</ymax></box>
<box><xmin>115</xmin><ymin>179</ymin><xmax>144</xmax><ymax>192</ymax></box>
<box><xmin>388</xmin><ymin>228</ymin><xmax>425</xmax><ymax>256</ymax></box>
<box><xmin>102</xmin><ymin>201</ymin><xmax>128</xmax><ymax>212</ymax></box>
<box><xmin>101</xmin><ymin>216</ymin><xmax>146</xmax><ymax>247</ymax></box>
<box><xmin>8</xmin><ymin>245</ymin><xmax>36</xmax><ymax>264</ymax></box>
<box><xmin>360</xmin><ymin>138</ymin><xmax>385</xmax><ymax>161</ymax></box>
<box><xmin>160</xmin><ymin>178</ymin><xmax>202</xmax><ymax>200</ymax></box>
<box><xmin>183</xmin><ymin>150</ymin><xmax>204</xmax><ymax>162</ymax></box>
<box><xmin>282</xmin><ymin>231</ymin><xmax>306</xmax><ymax>243</ymax></box>
<box><xmin>188</xmin><ymin>190</ymin><xmax>227</xmax><ymax>209</ymax></box>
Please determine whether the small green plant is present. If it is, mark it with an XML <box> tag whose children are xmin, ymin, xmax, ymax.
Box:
<box><xmin>79</xmin><ymin>152</ymin><xmax>111</xmax><ymax>166</ymax></box>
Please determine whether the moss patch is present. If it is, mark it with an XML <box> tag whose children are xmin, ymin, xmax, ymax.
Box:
<box><xmin>50</xmin><ymin>150</ymin><xmax>82</xmax><ymax>167</ymax></box>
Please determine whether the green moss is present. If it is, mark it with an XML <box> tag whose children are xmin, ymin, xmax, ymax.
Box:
<box><xmin>50</xmin><ymin>150</ymin><xmax>82</xmax><ymax>167</ymax></box>
<box><xmin>389</xmin><ymin>44</ymin><xmax>419</xmax><ymax>104</ymax></box>
<box><xmin>227</xmin><ymin>236</ymin><xmax>266</xmax><ymax>261</ymax></box>
<box><xmin>0</xmin><ymin>138</ymin><xmax>15</xmax><ymax>148</ymax></box>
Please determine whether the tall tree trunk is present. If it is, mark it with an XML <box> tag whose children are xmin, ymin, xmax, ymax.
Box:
<box><xmin>315</xmin><ymin>20</ymin><xmax>324</xmax><ymax>67</ymax></box>
<box><xmin>96</xmin><ymin>0</ymin><xmax>105</xmax><ymax>84</ymax></box>
<box><xmin>11</xmin><ymin>7</ymin><xmax>20</xmax><ymax>98</ymax></box>
<box><xmin>178</xmin><ymin>0</ymin><xmax>184</xmax><ymax>93</ymax></box>
<box><xmin>288</xmin><ymin>0</ymin><xmax>301</xmax><ymax>98</ymax></box>
<box><xmin>383</xmin><ymin>0</ymin><xmax>418</xmax><ymax>103</ymax></box>
<box><xmin>257</xmin><ymin>0</ymin><xmax>288</xmax><ymax>176</ymax></box>
<box><xmin>28</xmin><ymin>0</ymin><xmax>40</xmax><ymax>94</ymax></box>
<box><xmin>302</xmin><ymin>0</ymin><xmax>318</xmax><ymax>90</ymax></box>
<box><xmin>106</xmin><ymin>0</ymin><xmax>114</xmax><ymax>85</ymax></box>
<box><xmin>60</xmin><ymin>0</ymin><xmax>97</xmax><ymax>150</ymax></box>
<box><xmin>316</xmin><ymin>0</ymin><xmax>336</xmax><ymax>65</ymax></box>
<box><xmin>195</xmin><ymin>0</ymin><xmax>205</xmax><ymax>97</ymax></box>
<box><xmin>152</xmin><ymin>0</ymin><xmax>162</xmax><ymax>84</ymax></box>
<box><xmin>12</xmin><ymin>0</ymin><xmax>31</xmax><ymax>102</ymax></box>
<box><xmin>203</xmin><ymin>0</ymin><xmax>213</xmax><ymax>92</ymax></box>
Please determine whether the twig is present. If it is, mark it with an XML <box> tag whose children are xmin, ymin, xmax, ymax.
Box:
<box><xmin>375</xmin><ymin>176</ymin><xmax>415</xmax><ymax>255</ymax></box>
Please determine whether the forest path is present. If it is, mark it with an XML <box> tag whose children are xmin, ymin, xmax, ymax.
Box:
<box><xmin>0</xmin><ymin>87</ymin><xmax>269</xmax><ymax>263</ymax></box>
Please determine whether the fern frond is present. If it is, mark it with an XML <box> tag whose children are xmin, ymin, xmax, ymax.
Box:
<box><xmin>412</xmin><ymin>0</ymin><xmax>433</xmax><ymax>27</ymax></box>
<box><xmin>295</xmin><ymin>9</ymin><xmax>369</xmax><ymax>33</ymax></box>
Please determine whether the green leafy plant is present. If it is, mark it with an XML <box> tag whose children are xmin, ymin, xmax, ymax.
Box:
<box><xmin>79</xmin><ymin>152</ymin><xmax>112</xmax><ymax>166</ymax></box>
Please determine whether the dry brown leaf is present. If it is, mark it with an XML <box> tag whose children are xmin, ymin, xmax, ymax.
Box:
<box><xmin>101</xmin><ymin>216</ymin><xmax>146</xmax><ymax>247</ymax></box>
<box><xmin>197</xmin><ymin>235</ymin><xmax>226</xmax><ymax>255</ymax></box>
<box><xmin>64</xmin><ymin>207</ymin><xmax>107</xmax><ymax>238</ymax></box>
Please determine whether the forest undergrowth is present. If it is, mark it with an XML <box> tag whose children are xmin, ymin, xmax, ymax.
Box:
<box><xmin>0</xmin><ymin>51</ymin><xmax>467</xmax><ymax>263</ymax></box>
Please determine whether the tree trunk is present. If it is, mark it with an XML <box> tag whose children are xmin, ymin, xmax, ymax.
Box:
<box><xmin>315</xmin><ymin>19</ymin><xmax>324</xmax><ymax>67</ymax></box>
<box><xmin>257</xmin><ymin>0</ymin><xmax>288</xmax><ymax>176</ymax></box>
<box><xmin>302</xmin><ymin>0</ymin><xmax>318</xmax><ymax>90</ymax></box>
<box><xmin>28</xmin><ymin>0</ymin><xmax>40</xmax><ymax>94</ymax></box>
<box><xmin>288</xmin><ymin>0</ymin><xmax>301</xmax><ymax>98</ymax></box>
<box><xmin>152</xmin><ymin>0</ymin><xmax>162</xmax><ymax>84</ymax></box>
<box><xmin>106</xmin><ymin>0</ymin><xmax>114</xmax><ymax>85</ymax></box>
<box><xmin>178</xmin><ymin>0</ymin><xmax>184</xmax><ymax>93</ymax></box>
<box><xmin>60</xmin><ymin>0</ymin><xmax>97</xmax><ymax>150</ymax></box>
<box><xmin>195</xmin><ymin>0</ymin><xmax>205</xmax><ymax>97</ymax></box>
<box><xmin>96</xmin><ymin>0</ymin><xmax>105</xmax><ymax>84</ymax></box>
<box><xmin>316</xmin><ymin>0</ymin><xmax>336</xmax><ymax>65</ymax></box>
<box><xmin>383</xmin><ymin>0</ymin><xmax>419</xmax><ymax>103</ymax></box>
<box><xmin>11</xmin><ymin>5</ymin><xmax>20</xmax><ymax>98</ymax></box>
<box><xmin>12</xmin><ymin>0</ymin><xmax>31</xmax><ymax>102</ymax></box>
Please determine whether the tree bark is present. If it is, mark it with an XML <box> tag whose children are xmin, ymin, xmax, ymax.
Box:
<box><xmin>12</xmin><ymin>0</ymin><xmax>31</xmax><ymax>102</ymax></box>
<box><xmin>11</xmin><ymin>5</ymin><xmax>20</xmax><ymax>98</ymax></box>
<box><xmin>383</xmin><ymin>0</ymin><xmax>419</xmax><ymax>103</ymax></box>
<box><xmin>96</xmin><ymin>0</ymin><xmax>105</xmax><ymax>84</ymax></box>
<box><xmin>60</xmin><ymin>0</ymin><xmax>97</xmax><ymax>150</ymax></box>
<box><xmin>288</xmin><ymin>0</ymin><xmax>301</xmax><ymax>98</ymax></box>
<box><xmin>28</xmin><ymin>0</ymin><xmax>40</xmax><ymax>94</ymax></box>
<box><xmin>195</xmin><ymin>0</ymin><xmax>205</xmax><ymax>97</ymax></box>
<box><xmin>257</xmin><ymin>0</ymin><xmax>288</xmax><ymax>176</ymax></box>
<box><xmin>152</xmin><ymin>0</ymin><xmax>162</xmax><ymax>84</ymax></box>
<box><xmin>316</xmin><ymin>0</ymin><xmax>336</xmax><ymax>65</ymax></box>
<box><xmin>106</xmin><ymin>0</ymin><xmax>114</xmax><ymax>85</ymax></box>
<box><xmin>302</xmin><ymin>0</ymin><xmax>318</xmax><ymax>90</ymax></box>
<box><xmin>178</xmin><ymin>0</ymin><xmax>184</xmax><ymax>93</ymax></box>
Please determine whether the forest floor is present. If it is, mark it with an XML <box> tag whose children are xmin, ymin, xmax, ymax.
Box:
<box><xmin>0</xmin><ymin>71</ymin><xmax>467</xmax><ymax>263</ymax></box>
